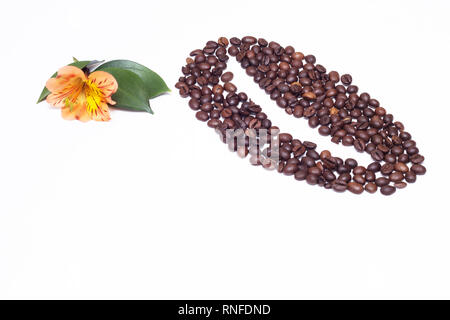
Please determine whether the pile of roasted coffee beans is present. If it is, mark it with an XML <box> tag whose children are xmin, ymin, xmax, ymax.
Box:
<box><xmin>175</xmin><ymin>36</ymin><xmax>426</xmax><ymax>195</ymax></box>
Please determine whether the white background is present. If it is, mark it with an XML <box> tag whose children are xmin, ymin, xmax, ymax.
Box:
<box><xmin>1</xmin><ymin>0</ymin><xmax>449</xmax><ymax>299</ymax></box>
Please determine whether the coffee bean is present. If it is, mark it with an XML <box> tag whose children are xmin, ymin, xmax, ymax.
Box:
<box><xmin>224</xmin><ymin>82</ymin><xmax>237</xmax><ymax>92</ymax></box>
<box><xmin>411</xmin><ymin>164</ymin><xmax>426</xmax><ymax>175</ymax></box>
<box><xmin>218</xmin><ymin>37</ymin><xmax>229</xmax><ymax>47</ymax></box>
<box><xmin>295</xmin><ymin>167</ymin><xmax>308</xmax><ymax>181</ymax></box>
<box><xmin>279</xmin><ymin>133</ymin><xmax>293</xmax><ymax>143</ymax></box>
<box><xmin>306</xmin><ymin>174</ymin><xmax>319</xmax><ymax>185</ymax></box>
<box><xmin>221</xmin><ymin>72</ymin><xmax>234</xmax><ymax>82</ymax></box>
<box><xmin>365</xmin><ymin>182</ymin><xmax>377</xmax><ymax>193</ymax></box>
<box><xmin>283</xmin><ymin>163</ymin><xmax>298</xmax><ymax>176</ymax></box>
<box><xmin>318</xmin><ymin>125</ymin><xmax>331</xmax><ymax>135</ymax></box>
<box><xmin>353</xmin><ymin>174</ymin><xmax>366</xmax><ymax>185</ymax></box>
<box><xmin>381</xmin><ymin>163</ymin><xmax>394</xmax><ymax>175</ymax></box>
<box><xmin>410</xmin><ymin>154</ymin><xmax>425</xmax><ymax>164</ymax></box>
<box><xmin>302</xmin><ymin>92</ymin><xmax>316</xmax><ymax>100</ymax></box>
<box><xmin>367</xmin><ymin>162</ymin><xmax>381</xmax><ymax>172</ymax></box>
<box><xmin>394</xmin><ymin>182</ymin><xmax>407</xmax><ymax>189</ymax></box>
<box><xmin>351</xmin><ymin>139</ymin><xmax>364</xmax><ymax>152</ymax></box>
<box><xmin>394</xmin><ymin>162</ymin><xmax>409</xmax><ymax>173</ymax></box>
<box><xmin>207</xmin><ymin>119</ymin><xmax>220</xmax><ymax>128</ymax></box>
<box><xmin>347</xmin><ymin>182</ymin><xmax>364</xmax><ymax>194</ymax></box>
<box><xmin>341</xmin><ymin>74</ymin><xmax>352</xmax><ymax>85</ymax></box>
<box><xmin>329</xmin><ymin>71</ymin><xmax>339</xmax><ymax>82</ymax></box>
<box><xmin>353</xmin><ymin>166</ymin><xmax>366</xmax><ymax>175</ymax></box>
<box><xmin>380</xmin><ymin>185</ymin><xmax>396</xmax><ymax>196</ymax></box>
<box><xmin>389</xmin><ymin>171</ymin><xmax>404</xmax><ymax>182</ymax></box>
<box><xmin>242</xmin><ymin>36</ymin><xmax>257</xmax><ymax>44</ymax></box>
<box><xmin>332</xmin><ymin>180</ymin><xmax>347</xmax><ymax>192</ymax></box>
<box><xmin>323</xmin><ymin>169</ymin><xmax>336</xmax><ymax>181</ymax></box>
<box><xmin>376</xmin><ymin>177</ymin><xmax>390</xmax><ymax>187</ymax></box>
<box><xmin>405</xmin><ymin>171</ymin><xmax>417</xmax><ymax>183</ymax></box>
<box><xmin>196</xmin><ymin>111</ymin><xmax>209</xmax><ymax>122</ymax></box>
<box><xmin>371</xmin><ymin>149</ymin><xmax>384</xmax><ymax>161</ymax></box>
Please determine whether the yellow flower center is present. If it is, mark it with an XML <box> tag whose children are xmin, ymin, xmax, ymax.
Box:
<box><xmin>83</xmin><ymin>79</ymin><xmax>103</xmax><ymax>115</ymax></box>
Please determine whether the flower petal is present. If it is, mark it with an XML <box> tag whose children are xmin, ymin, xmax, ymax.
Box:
<box><xmin>88</xmin><ymin>71</ymin><xmax>118</xmax><ymax>100</ymax></box>
<box><xmin>46</xmin><ymin>66</ymin><xmax>86</xmax><ymax>108</ymax></box>
<box><xmin>90</xmin><ymin>102</ymin><xmax>111</xmax><ymax>121</ymax></box>
<box><xmin>61</xmin><ymin>101</ymin><xmax>90</xmax><ymax>122</ymax></box>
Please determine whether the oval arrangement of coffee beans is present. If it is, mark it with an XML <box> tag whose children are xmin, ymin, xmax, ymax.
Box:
<box><xmin>175</xmin><ymin>36</ymin><xmax>426</xmax><ymax>195</ymax></box>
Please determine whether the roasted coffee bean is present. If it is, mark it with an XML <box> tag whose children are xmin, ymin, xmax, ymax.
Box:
<box><xmin>367</xmin><ymin>162</ymin><xmax>381</xmax><ymax>172</ymax></box>
<box><xmin>365</xmin><ymin>182</ymin><xmax>377</xmax><ymax>193</ymax></box>
<box><xmin>411</xmin><ymin>164</ymin><xmax>426</xmax><ymax>175</ymax></box>
<box><xmin>405</xmin><ymin>171</ymin><xmax>417</xmax><ymax>183</ymax></box>
<box><xmin>332</xmin><ymin>180</ymin><xmax>347</xmax><ymax>192</ymax></box>
<box><xmin>394</xmin><ymin>182</ymin><xmax>407</xmax><ymax>189</ymax></box>
<box><xmin>347</xmin><ymin>182</ymin><xmax>364</xmax><ymax>194</ymax></box>
<box><xmin>371</xmin><ymin>150</ymin><xmax>384</xmax><ymax>161</ymax></box>
<box><xmin>221</xmin><ymin>72</ymin><xmax>233</xmax><ymax>82</ymax></box>
<box><xmin>410</xmin><ymin>154</ymin><xmax>425</xmax><ymax>164</ymax></box>
<box><xmin>381</xmin><ymin>163</ymin><xmax>394</xmax><ymax>175</ymax></box>
<box><xmin>389</xmin><ymin>171</ymin><xmax>404</xmax><ymax>182</ymax></box>
<box><xmin>279</xmin><ymin>133</ymin><xmax>293</xmax><ymax>143</ymax></box>
<box><xmin>354</xmin><ymin>139</ymin><xmax>365</xmax><ymax>152</ymax></box>
<box><xmin>294</xmin><ymin>168</ymin><xmax>307</xmax><ymax>181</ymax></box>
<box><xmin>306</xmin><ymin>174</ymin><xmax>319</xmax><ymax>185</ymax></box>
<box><xmin>341</xmin><ymin>74</ymin><xmax>352</xmax><ymax>85</ymax></box>
<box><xmin>394</xmin><ymin>162</ymin><xmax>409</xmax><ymax>173</ymax></box>
<box><xmin>224</xmin><ymin>82</ymin><xmax>237</xmax><ymax>92</ymax></box>
<box><xmin>353</xmin><ymin>166</ymin><xmax>366</xmax><ymax>175</ymax></box>
<box><xmin>353</xmin><ymin>175</ymin><xmax>366</xmax><ymax>185</ymax></box>
<box><xmin>375</xmin><ymin>177</ymin><xmax>390</xmax><ymax>187</ymax></box>
<box><xmin>196</xmin><ymin>111</ymin><xmax>209</xmax><ymax>122</ymax></box>
<box><xmin>283</xmin><ymin>163</ymin><xmax>298</xmax><ymax>176</ymax></box>
<box><xmin>380</xmin><ymin>185</ymin><xmax>396</xmax><ymax>196</ymax></box>
<box><xmin>178</xmin><ymin>36</ymin><xmax>425</xmax><ymax>195</ymax></box>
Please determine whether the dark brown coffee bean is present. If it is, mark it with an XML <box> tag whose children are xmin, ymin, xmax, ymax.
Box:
<box><xmin>380</xmin><ymin>185</ymin><xmax>396</xmax><ymax>196</ymax></box>
<box><xmin>381</xmin><ymin>163</ymin><xmax>394</xmax><ymax>175</ymax></box>
<box><xmin>207</xmin><ymin>119</ymin><xmax>220</xmax><ymax>128</ymax></box>
<box><xmin>295</xmin><ymin>169</ymin><xmax>307</xmax><ymax>181</ymax></box>
<box><xmin>242</xmin><ymin>36</ymin><xmax>257</xmax><ymax>44</ymax></box>
<box><xmin>341</xmin><ymin>74</ymin><xmax>352</xmax><ymax>85</ymax></box>
<box><xmin>410</xmin><ymin>154</ymin><xmax>424</xmax><ymax>164</ymax></box>
<box><xmin>283</xmin><ymin>163</ymin><xmax>298</xmax><ymax>176</ymax></box>
<box><xmin>303</xmin><ymin>141</ymin><xmax>316</xmax><ymax>149</ymax></box>
<box><xmin>196</xmin><ymin>111</ymin><xmax>209</xmax><ymax>122</ymax></box>
<box><xmin>329</xmin><ymin>71</ymin><xmax>340</xmax><ymax>82</ymax></box>
<box><xmin>306</xmin><ymin>174</ymin><xmax>318</xmax><ymax>185</ymax></box>
<box><xmin>332</xmin><ymin>180</ymin><xmax>347</xmax><ymax>192</ymax></box>
<box><xmin>347</xmin><ymin>182</ymin><xmax>364</xmax><ymax>194</ymax></box>
<box><xmin>354</xmin><ymin>139</ymin><xmax>365</xmax><ymax>152</ymax></box>
<box><xmin>353</xmin><ymin>166</ymin><xmax>366</xmax><ymax>175</ymax></box>
<box><xmin>394</xmin><ymin>162</ymin><xmax>409</xmax><ymax>173</ymax></box>
<box><xmin>279</xmin><ymin>133</ymin><xmax>293</xmax><ymax>143</ymax></box>
<box><xmin>389</xmin><ymin>171</ymin><xmax>404</xmax><ymax>182</ymax></box>
<box><xmin>411</xmin><ymin>164</ymin><xmax>426</xmax><ymax>175</ymax></box>
<box><xmin>367</xmin><ymin>162</ymin><xmax>381</xmax><ymax>172</ymax></box>
<box><xmin>353</xmin><ymin>174</ymin><xmax>366</xmax><ymax>185</ymax></box>
<box><xmin>394</xmin><ymin>182</ymin><xmax>407</xmax><ymax>189</ymax></box>
<box><xmin>375</xmin><ymin>177</ymin><xmax>390</xmax><ymax>187</ymax></box>
<box><xmin>365</xmin><ymin>182</ymin><xmax>377</xmax><ymax>193</ymax></box>
<box><xmin>221</xmin><ymin>72</ymin><xmax>233</xmax><ymax>82</ymax></box>
<box><xmin>371</xmin><ymin>149</ymin><xmax>384</xmax><ymax>161</ymax></box>
<box><xmin>405</xmin><ymin>171</ymin><xmax>416</xmax><ymax>183</ymax></box>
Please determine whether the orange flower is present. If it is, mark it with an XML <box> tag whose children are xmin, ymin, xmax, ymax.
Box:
<box><xmin>45</xmin><ymin>66</ymin><xmax>118</xmax><ymax>121</ymax></box>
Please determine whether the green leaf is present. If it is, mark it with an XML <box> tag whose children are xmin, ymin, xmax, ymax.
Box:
<box><xmin>99</xmin><ymin>67</ymin><xmax>152</xmax><ymax>114</ymax></box>
<box><xmin>36</xmin><ymin>60</ymin><xmax>92</xmax><ymax>104</ymax></box>
<box><xmin>96</xmin><ymin>60</ymin><xmax>169</xmax><ymax>99</ymax></box>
